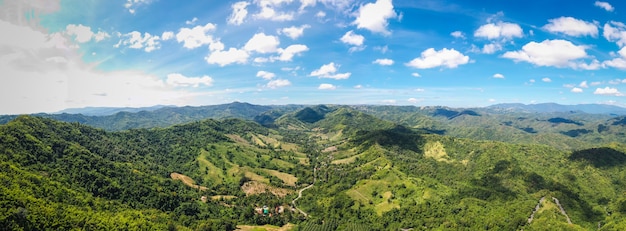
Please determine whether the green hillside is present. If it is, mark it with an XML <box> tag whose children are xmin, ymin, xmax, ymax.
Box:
<box><xmin>2</xmin><ymin>105</ymin><xmax>626</xmax><ymax>230</ymax></box>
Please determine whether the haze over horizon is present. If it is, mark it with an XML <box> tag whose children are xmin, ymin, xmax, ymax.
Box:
<box><xmin>3</xmin><ymin>0</ymin><xmax>626</xmax><ymax>114</ymax></box>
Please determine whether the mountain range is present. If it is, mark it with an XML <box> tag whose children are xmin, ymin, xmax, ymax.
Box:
<box><xmin>2</xmin><ymin>102</ymin><xmax>626</xmax><ymax>230</ymax></box>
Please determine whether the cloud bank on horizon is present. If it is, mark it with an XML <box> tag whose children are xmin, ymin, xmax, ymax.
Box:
<box><xmin>1</xmin><ymin>0</ymin><xmax>626</xmax><ymax>114</ymax></box>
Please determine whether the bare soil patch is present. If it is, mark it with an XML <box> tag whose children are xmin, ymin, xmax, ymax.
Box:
<box><xmin>241</xmin><ymin>181</ymin><xmax>292</xmax><ymax>197</ymax></box>
<box><xmin>170</xmin><ymin>172</ymin><xmax>208</xmax><ymax>191</ymax></box>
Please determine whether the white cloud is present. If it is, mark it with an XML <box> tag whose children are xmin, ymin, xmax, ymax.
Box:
<box><xmin>254</xmin><ymin>0</ymin><xmax>295</xmax><ymax>21</ymax></box>
<box><xmin>228</xmin><ymin>1</ymin><xmax>250</xmax><ymax>25</ymax></box>
<box><xmin>373</xmin><ymin>58</ymin><xmax>394</xmax><ymax>66</ymax></box>
<box><xmin>411</xmin><ymin>73</ymin><xmax>421</xmax><ymax>77</ymax></box>
<box><xmin>272</xmin><ymin>44</ymin><xmax>309</xmax><ymax>61</ymax></box>
<box><xmin>474</xmin><ymin>22</ymin><xmax>523</xmax><ymax>40</ymax></box>
<box><xmin>543</xmin><ymin>17</ymin><xmax>598</xmax><ymax>37</ymax></box>
<box><xmin>267</xmin><ymin>79</ymin><xmax>291</xmax><ymax>88</ymax></box>
<box><xmin>310</xmin><ymin>62</ymin><xmax>351</xmax><ymax>79</ymax></box>
<box><xmin>299</xmin><ymin>0</ymin><xmax>316</xmax><ymax>11</ymax></box>
<box><xmin>161</xmin><ymin>31</ymin><xmax>174</xmax><ymax>40</ymax></box>
<box><xmin>603</xmin><ymin>47</ymin><xmax>626</xmax><ymax>69</ymax></box>
<box><xmin>594</xmin><ymin>87</ymin><xmax>623</xmax><ymax>96</ymax></box>
<box><xmin>407</xmin><ymin>98</ymin><xmax>423</xmax><ymax>103</ymax></box>
<box><xmin>118</xmin><ymin>31</ymin><xmax>161</xmax><ymax>52</ymax></box>
<box><xmin>580</xmin><ymin>81</ymin><xmax>589</xmax><ymax>88</ymax></box>
<box><xmin>256</xmin><ymin>71</ymin><xmax>276</xmax><ymax>80</ymax></box>
<box><xmin>354</xmin><ymin>84</ymin><xmax>363</xmax><ymax>89</ymax></box>
<box><xmin>493</xmin><ymin>73</ymin><xmax>504</xmax><ymax>78</ymax></box>
<box><xmin>340</xmin><ymin>30</ymin><xmax>364</xmax><ymax>46</ymax></box>
<box><xmin>124</xmin><ymin>0</ymin><xmax>152</xmax><ymax>14</ymax></box>
<box><xmin>353</xmin><ymin>0</ymin><xmax>397</xmax><ymax>35</ymax></box>
<box><xmin>316</xmin><ymin>11</ymin><xmax>326</xmax><ymax>18</ymax></box>
<box><xmin>166</xmin><ymin>73</ymin><xmax>213</xmax><ymax>87</ymax></box>
<box><xmin>185</xmin><ymin>17</ymin><xmax>198</xmax><ymax>25</ymax></box>
<box><xmin>406</xmin><ymin>48</ymin><xmax>470</xmax><ymax>69</ymax></box>
<box><xmin>604</xmin><ymin>21</ymin><xmax>626</xmax><ymax>47</ymax></box>
<box><xmin>482</xmin><ymin>43</ymin><xmax>502</xmax><ymax>54</ymax></box>
<box><xmin>591</xmin><ymin>81</ymin><xmax>603</xmax><ymax>86</ymax></box>
<box><xmin>381</xmin><ymin>99</ymin><xmax>396</xmax><ymax>104</ymax></box>
<box><xmin>65</xmin><ymin>24</ymin><xmax>109</xmax><ymax>43</ymax></box>
<box><xmin>318</xmin><ymin>83</ymin><xmax>336</xmax><ymax>90</ymax></box>
<box><xmin>176</xmin><ymin>23</ymin><xmax>218</xmax><ymax>49</ymax></box>
<box><xmin>542</xmin><ymin>77</ymin><xmax>552</xmax><ymax>82</ymax></box>
<box><xmin>502</xmin><ymin>39</ymin><xmax>593</xmax><ymax>69</ymax></box>
<box><xmin>571</xmin><ymin>87</ymin><xmax>583</xmax><ymax>93</ymax></box>
<box><xmin>0</xmin><ymin>20</ymin><xmax>200</xmax><ymax>114</ymax></box>
<box><xmin>451</xmin><ymin>31</ymin><xmax>465</xmax><ymax>39</ymax></box>
<box><xmin>205</xmin><ymin>48</ymin><xmax>249</xmax><ymax>66</ymax></box>
<box><xmin>280</xmin><ymin>24</ymin><xmax>310</xmax><ymax>39</ymax></box>
<box><xmin>595</xmin><ymin>1</ymin><xmax>614</xmax><ymax>12</ymax></box>
<box><xmin>244</xmin><ymin>33</ymin><xmax>280</xmax><ymax>53</ymax></box>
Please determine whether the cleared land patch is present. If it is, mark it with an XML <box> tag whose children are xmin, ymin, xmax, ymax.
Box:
<box><xmin>263</xmin><ymin>169</ymin><xmax>298</xmax><ymax>186</ymax></box>
<box><xmin>170</xmin><ymin>172</ymin><xmax>208</xmax><ymax>191</ymax></box>
<box><xmin>241</xmin><ymin>181</ymin><xmax>292</xmax><ymax>197</ymax></box>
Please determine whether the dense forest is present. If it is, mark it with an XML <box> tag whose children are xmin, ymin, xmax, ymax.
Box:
<box><xmin>2</xmin><ymin>103</ymin><xmax>626</xmax><ymax>230</ymax></box>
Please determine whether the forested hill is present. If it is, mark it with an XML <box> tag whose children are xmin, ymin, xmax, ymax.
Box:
<box><xmin>0</xmin><ymin>102</ymin><xmax>276</xmax><ymax>131</ymax></box>
<box><xmin>4</xmin><ymin>105</ymin><xmax>626</xmax><ymax>230</ymax></box>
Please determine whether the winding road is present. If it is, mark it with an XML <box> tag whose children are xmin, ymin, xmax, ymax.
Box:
<box><xmin>292</xmin><ymin>167</ymin><xmax>316</xmax><ymax>217</ymax></box>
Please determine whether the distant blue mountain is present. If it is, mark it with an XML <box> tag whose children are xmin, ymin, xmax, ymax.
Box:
<box><xmin>55</xmin><ymin>105</ymin><xmax>174</xmax><ymax>116</ymax></box>
<box><xmin>487</xmin><ymin>103</ymin><xmax>626</xmax><ymax>115</ymax></box>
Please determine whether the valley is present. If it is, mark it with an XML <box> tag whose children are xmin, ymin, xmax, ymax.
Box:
<box><xmin>2</xmin><ymin>102</ymin><xmax>626</xmax><ymax>230</ymax></box>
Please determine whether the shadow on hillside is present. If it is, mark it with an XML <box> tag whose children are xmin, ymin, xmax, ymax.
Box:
<box><xmin>569</xmin><ymin>147</ymin><xmax>626</xmax><ymax>168</ymax></box>
<box><xmin>352</xmin><ymin>125</ymin><xmax>425</xmax><ymax>153</ymax></box>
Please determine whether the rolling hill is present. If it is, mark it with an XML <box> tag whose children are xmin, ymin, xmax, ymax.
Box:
<box><xmin>2</xmin><ymin>104</ymin><xmax>626</xmax><ymax>230</ymax></box>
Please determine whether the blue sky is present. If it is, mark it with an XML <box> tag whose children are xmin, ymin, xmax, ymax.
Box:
<box><xmin>2</xmin><ymin>0</ymin><xmax>626</xmax><ymax>114</ymax></box>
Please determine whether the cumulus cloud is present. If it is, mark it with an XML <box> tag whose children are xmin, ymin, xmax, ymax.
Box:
<box><xmin>117</xmin><ymin>31</ymin><xmax>161</xmax><ymax>52</ymax></box>
<box><xmin>176</xmin><ymin>23</ymin><xmax>218</xmax><ymax>49</ymax></box>
<box><xmin>299</xmin><ymin>0</ymin><xmax>316</xmax><ymax>11</ymax></box>
<box><xmin>502</xmin><ymin>39</ymin><xmax>597</xmax><ymax>69</ymax></box>
<box><xmin>166</xmin><ymin>73</ymin><xmax>213</xmax><ymax>87</ymax></box>
<box><xmin>407</xmin><ymin>98</ymin><xmax>423</xmax><ymax>103</ymax></box>
<box><xmin>267</xmin><ymin>79</ymin><xmax>291</xmax><ymax>88</ymax></box>
<box><xmin>280</xmin><ymin>24</ymin><xmax>310</xmax><ymax>39</ymax></box>
<box><xmin>493</xmin><ymin>73</ymin><xmax>504</xmax><ymax>79</ymax></box>
<box><xmin>594</xmin><ymin>87</ymin><xmax>623</xmax><ymax>96</ymax></box>
<box><xmin>604</xmin><ymin>21</ymin><xmax>626</xmax><ymax>47</ymax></box>
<box><xmin>580</xmin><ymin>81</ymin><xmax>589</xmax><ymax>88</ymax></box>
<box><xmin>474</xmin><ymin>22</ymin><xmax>523</xmax><ymax>40</ymax></box>
<box><xmin>254</xmin><ymin>0</ymin><xmax>295</xmax><ymax>21</ymax></box>
<box><xmin>411</xmin><ymin>73</ymin><xmax>421</xmax><ymax>77</ymax></box>
<box><xmin>310</xmin><ymin>62</ymin><xmax>351</xmax><ymax>79</ymax></box>
<box><xmin>482</xmin><ymin>43</ymin><xmax>502</xmax><ymax>54</ymax></box>
<box><xmin>353</xmin><ymin>0</ymin><xmax>397</xmax><ymax>35</ymax></box>
<box><xmin>318</xmin><ymin>83</ymin><xmax>336</xmax><ymax>90</ymax></box>
<box><xmin>406</xmin><ymin>48</ymin><xmax>469</xmax><ymax>69</ymax></box>
<box><xmin>269</xmin><ymin>44</ymin><xmax>309</xmax><ymax>61</ymax></box>
<box><xmin>603</xmin><ymin>47</ymin><xmax>626</xmax><ymax>69</ymax></box>
<box><xmin>340</xmin><ymin>30</ymin><xmax>364</xmax><ymax>46</ymax></box>
<box><xmin>65</xmin><ymin>24</ymin><xmax>109</xmax><ymax>43</ymax></box>
<box><xmin>205</xmin><ymin>48</ymin><xmax>249</xmax><ymax>66</ymax></box>
<box><xmin>542</xmin><ymin>77</ymin><xmax>552</xmax><ymax>82</ymax></box>
<box><xmin>161</xmin><ymin>31</ymin><xmax>174</xmax><ymax>40</ymax></box>
<box><xmin>228</xmin><ymin>1</ymin><xmax>250</xmax><ymax>25</ymax></box>
<box><xmin>124</xmin><ymin>0</ymin><xmax>152</xmax><ymax>14</ymax></box>
<box><xmin>256</xmin><ymin>71</ymin><xmax>276</xmax><ymax>80</ymax></box>
<box><xmin>595</xmin><ymin>1</ymin><xmax>614</xmax><ymax>12</ymax></box>
<box><xmin>543</xmin><ymin>17</ymin><xmax>598</xmax><ymax>37</ymax></box>
<box><xmin>571</xmin><ymin>87</ymin><xmax>583</xmax><ymax>93</ymax></box>
<box><xmin>244</xmin><ymin>33</ymin><xmax>280</xmax><ymax>53</ymax></box>
<box><xmin>451</xmin><ymin>31</ymin><xmax>465</xmax><ymax>39</ymax></box>
<box><xmin>185</xmin><ymin>17</ymin><xmax>198</xmax><ymax>25</ymax></box>
<box><xmin>373</xmin><ymin>58</ymin><xmax>394</xmax><ymax>65</ymax></box>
